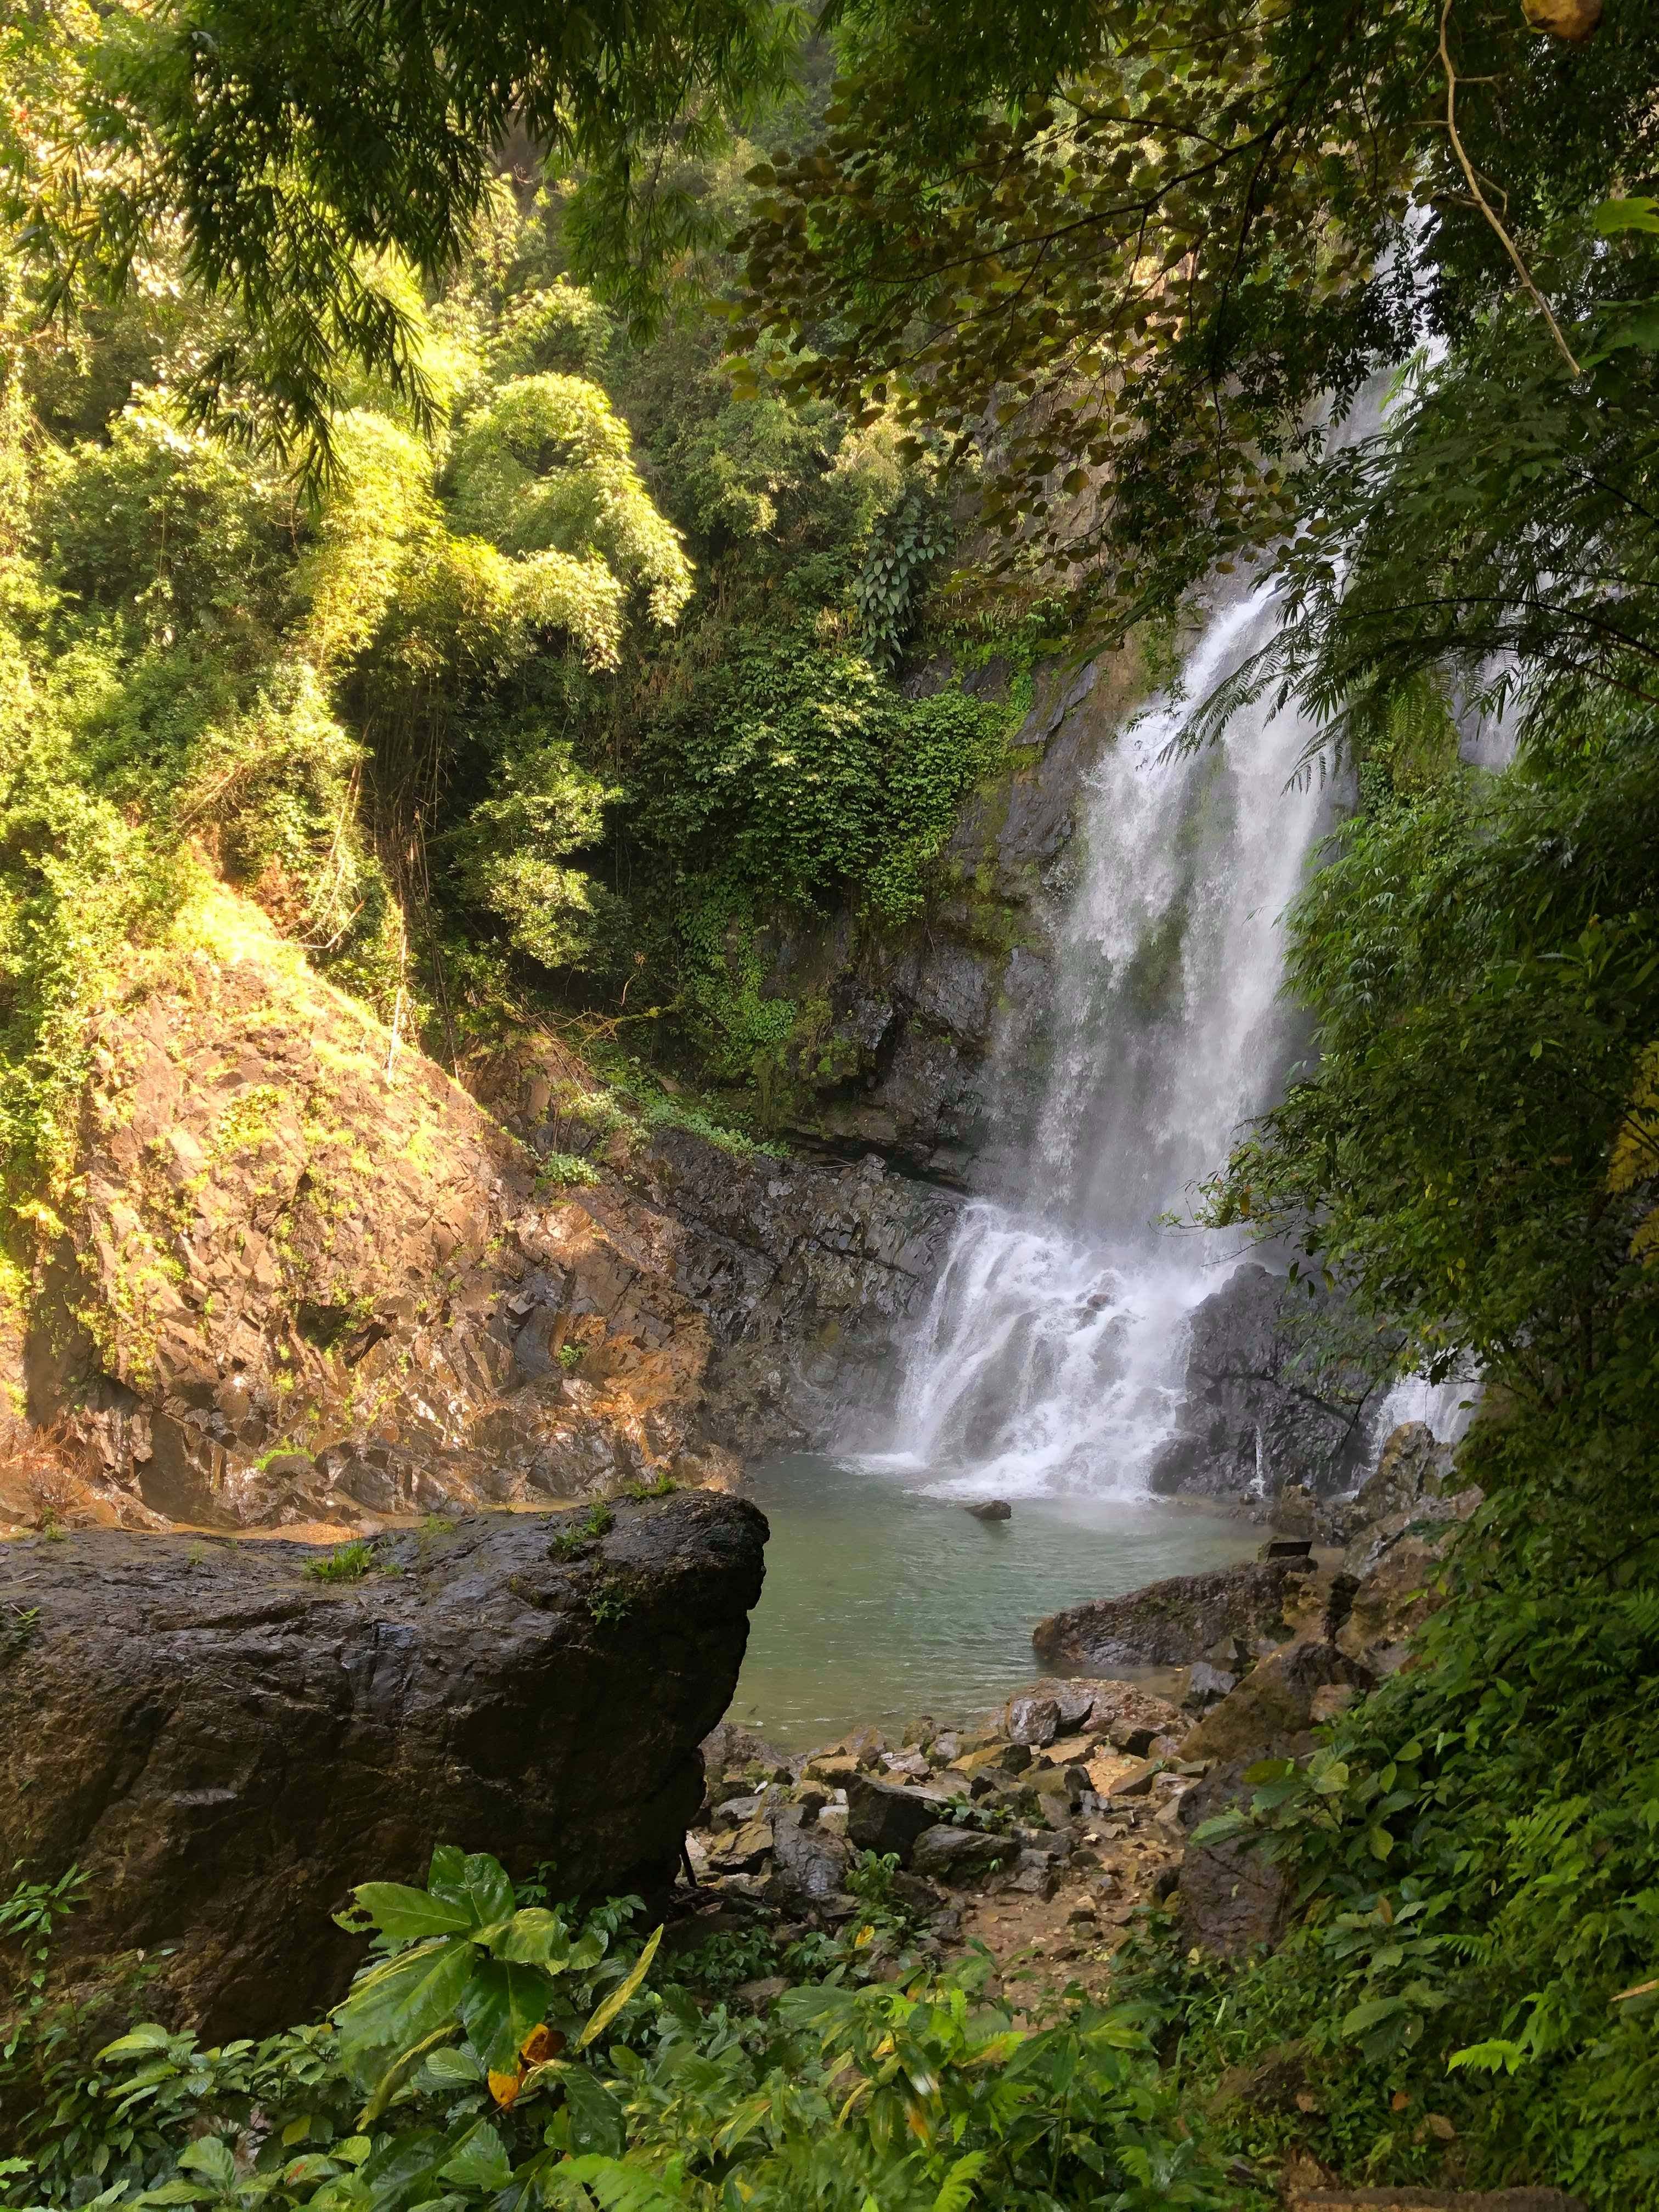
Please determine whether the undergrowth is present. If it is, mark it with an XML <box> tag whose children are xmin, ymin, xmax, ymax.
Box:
<box><xmin>0</xmin><ymin>1847</ymin><xmax>1234</xmax><ymax>2211</ymax></box>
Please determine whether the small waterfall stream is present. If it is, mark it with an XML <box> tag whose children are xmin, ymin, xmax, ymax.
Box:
<box><xmin>871</xmin><ymin>578</ymin><xmax>1336</xmax><ymax>1497</ymax></box>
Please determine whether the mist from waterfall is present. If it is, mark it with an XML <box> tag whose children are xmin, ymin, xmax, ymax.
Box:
<box><xmin>868</xmin><ymin>577</ymin><xmax>1338</xmax><ymax>1499</ymax></box>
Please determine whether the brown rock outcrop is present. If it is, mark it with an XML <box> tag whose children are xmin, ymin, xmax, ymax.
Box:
<box><xmin>12</xmin><ymin>889</ymin><xmax>721</xmax><ymax>1530</ymax></box>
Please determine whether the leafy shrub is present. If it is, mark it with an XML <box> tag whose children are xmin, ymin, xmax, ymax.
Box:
<box><xmin>1127</xmin><ymin>1448</ymin><xmax>1659</xmax><ymax>2205</ymax></box>
<box><xmin>535</xmin><ymin>1151</ymin><xmax>604</xmax><ymax>1192</ymax></box>
<box><xmin>548</xmin><ymin>1503</ymin><xmax>614</xmax><ymax>1560</ymax></box>
<box><xmin>448</xmin><ymin>374</ymin><xmax>692</xmax><ymax>629</ymax></box>
<box><xmin>303</xmin><ymin>1541</ymin><xmax>376</xmax><ymax>1584</ymax></box>
<box><xmin>0</xmin><ymin>1848</ymin><xmax>1232</xmax><ymax>2211</ymax></box>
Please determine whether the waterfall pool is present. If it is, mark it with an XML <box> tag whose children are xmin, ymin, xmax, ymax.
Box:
<box><xmin>729</xmin><ymin>1453</ymin><xmax>1263</xmax><ymax>1751</ymax></box>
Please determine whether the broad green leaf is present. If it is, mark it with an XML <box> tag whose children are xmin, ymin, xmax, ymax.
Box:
<box><xmin>426</xmin><ymin>1849</ymin><xmax>515</xmax><ymax>1931</ymax></box>
<box><xmin>352</xmin><ymin>1883</ymin><xmax>475</xmax><ymax>1943</ymax></box>
<box><xmin>178</xmin><ymin>2141</ymin><xmax>236</xmax><ymax>2187</ymax></box>
<box><xmin>490</xmin><ymin>1908</ymin><xmax>572</xmax><ymax>1967</ymax></box>
<box><xmin>97</xmin><ymin>2024</ymin><xmax>175</xmax><ymax>2060</ymax></box>
<box><xmin>1339</xmin><ymin>1995</ymin><xmax>1404</xmax><ymax>2037</ymax></box>
<box><xmin>284</xmin><ymin>2155</ymin><xmax>346</xmax><ymax>2184</ymax></box>
<box><xmin>1189</xmin><ymin>1812</ymin><xmax>1248</xmax><ymax>1846</ymax></box>
<box><xmin>422</xmin><ymin>2045</ymin><xmax>486</xmax><ymax>2086</ymax></box>
<box><xmin>438</xmin><ymin>2121</ymin><xmax>512</xmax><ymax>2193</ymax></box>
<box><xmin>563</xmin><ymin>2067</ymin><xmax>627</xmax><ymax>2158</ymax></box>
<box><xmin>459</xmin><ymin>1957</ymin><xmax>554</xmax><ymax>2074</ymax></box>
<box><xmin>1590</xmin><ymin>197</ymin><xmax>1659</xmax><ymax>235</ymax></box>
<box><xmin>337</xmin><ymin>1938</ymin><xmax>473</xmax><ymax>2067</ymax></box>
<box><xmin>577</xmin><ymin>1926</ymin><xmax>662</xmax><ymax>2050</ymax></box>
<box><xmin>568</xmin><ymin>1929</ymin><xmax>608</xmax><ymax>1973</ymax></box>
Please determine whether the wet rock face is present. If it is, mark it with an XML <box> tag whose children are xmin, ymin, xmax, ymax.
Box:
<box><xmin>616</xmin><ymin>1131</ymin><xmax>961</xmax><ymax>1453</ymax></box>
<box><xmin>0</xmin><ymin>1494</ymin><xmax>766</xmax><ymax>2036</ymax></box>
<box><xmin>1344</xmin><ymin>1419</ymin><xmax>1458</xmax><ymax>1543</ymax></box>
<box><xmin>1174</xmin><ymin>1760</ymin><xmax>1295</xmax><ymax>1958</ymax></box>
<box><xmin>1180</xmin><ymin>1640</ymin><xmax>1368</xmax><ymax>1767</ymax></box>
<box><xmin>1148</xmin><ymin>1265</ymin><xmax>1388</xmax><ymax>1503</ymax></box>
<box><xmin>1031</xmin><ymin>1557</ymin><xmax>1321</xmax><ymax>1673</ymax></box>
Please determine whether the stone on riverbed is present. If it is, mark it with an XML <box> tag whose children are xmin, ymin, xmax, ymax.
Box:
<box><xmin>846</xmin><ymin>1773</ymin><xmax>951</xmax><ymax>1861</ymax></box>
<box><xmin>770</xmin><ymin>1804</ymin><xmax>850</xmax><ymax>1903</ymax></box>
<box><xmin>964</xmin><ymin>1499</ymin><xmax>1012</xmax><ymax>1521</ymax></box>
<box><xmin>0</xmin><ymin>1494</ymin><xmax>766</xmax><ymax>2036</ymax></box>
<box><xmin>911</xmin><ymin>1824</ymin><xmax>1008</xmax><ymax>1883</ymax></box>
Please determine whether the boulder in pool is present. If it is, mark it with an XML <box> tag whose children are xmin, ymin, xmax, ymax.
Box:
<box><xmin>1031</xmin><ymin>1558</ymin><xmax>1320</xmax><ymax>1672</ymax></box>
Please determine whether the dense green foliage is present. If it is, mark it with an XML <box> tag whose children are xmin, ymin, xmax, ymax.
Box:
<box><xmin>738</xmin><ymin>1</ymin><xmax>1659</xmax><ymax>636</ymax></box>
<box><xmin>0</xmin><ymin>24</ymin><xmax>1025</xmax><ymax>1244</ymax></box>
<box><xmin>0</xmin><ymin>1850</ymin><xmax>1232</xmax><ymax>2212</ymax></box>
<box><xmin>1119</xmin><ymin>1442</ymin><xmax>1659</xmax><ymax>2202</ymax></box>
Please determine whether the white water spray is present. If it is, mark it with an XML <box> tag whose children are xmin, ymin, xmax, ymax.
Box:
<box><xmin>872</xmin><ymin>575</ymin><xmax>1339</xmax><ymax>1498</ymax></box>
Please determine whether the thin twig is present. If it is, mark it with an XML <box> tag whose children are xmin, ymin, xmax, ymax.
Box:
<box><xmin>1440</xmin><ymin>0</ymin><xmax>1581</xmax><ymax>376</ymax></box>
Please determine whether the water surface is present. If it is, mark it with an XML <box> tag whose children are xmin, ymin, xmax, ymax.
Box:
<box><xmin>731</xmin><ymin>1453</ymin><xmax>1261</xmax><ymax>1751</ymax></box>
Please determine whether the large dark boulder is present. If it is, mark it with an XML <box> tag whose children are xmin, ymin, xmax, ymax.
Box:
<box><xmin>1180</xmin><ymin>1640</ymin><xmax>1368</xmax><ymax>1765</ymax></box>
<box><xmin>1032</xmin><ymin>1556</ymin><xmax>1319</xmax><ymax>1672</ymax></box>
<box><xmin>0</xmin><ymin>1496</ymin><xmax>766</xmax><ymax>2036</ymax></box>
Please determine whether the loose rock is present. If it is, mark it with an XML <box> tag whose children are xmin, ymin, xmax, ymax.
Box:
<box><xmin>1175</xmin><ymin>1759</ymin><xmax>1294</xmax><ymax>1958</ymax></box>
<box><xmin>911</xmin><ymin>1825</ymin><xmax>1008</xmax><ymax>1883</ymax></box>
<box><xmin>1181</xmin><ymin>1641</ymin><xmax>1368</xmax><ymax>1766</ymax></box>
<box><xmin>770</xmin><ymin>1804</ymin><xmax>850</xmax><ymax>1903</ymax></box>
<box><xmin>845</xmin><ymin>1773</ymin><xmax>950</xmax><ymax>1862</ymax></box>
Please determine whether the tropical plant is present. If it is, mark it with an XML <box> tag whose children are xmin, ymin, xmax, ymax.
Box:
<box><xmin>0</xmin><ymin>1849</ymin><xmax>1233</xmax><ymax>2212</ymax></box>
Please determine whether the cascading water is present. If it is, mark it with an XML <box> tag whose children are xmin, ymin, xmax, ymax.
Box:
<box><xmin>873</xmin><ymin>578</ymin><xmax>1339</xmax><ymax>1498</ymax></box>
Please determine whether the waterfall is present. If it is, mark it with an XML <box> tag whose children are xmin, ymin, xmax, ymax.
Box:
<box><xmin>870</xmin><ymin>574</ymin><xmax>1338</xmax><ymax>1498</ymax></box>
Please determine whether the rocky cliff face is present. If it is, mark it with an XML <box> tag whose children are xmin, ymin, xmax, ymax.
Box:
<box><xmin>0</xmin><ymin>1493</ymin><xmax>766</xmax><ymax>2034</ymax></box>
<box><xmin>737</xmin><ymin>647</ymin><xmax>1147</xmax><ymax>1182</ymax></box>
<box><xmin>5</xmin><ymin>890</ymin><xmax>729</xmax><ymax>1532</ymax></box>
<box><xmin>1149</xmin><ymin>1263</ymin><xmax>1391</xmax><ymax>1504</ymax></box>
<box><xmin>2</xmin><ymin>887</ymin><xmax>959</xmax><ymax>1531</ymax></box>
<box><xmin>620</xmin><ymin>1131</ymin><xmax>959</xmax><ymax>1452</ymax></box>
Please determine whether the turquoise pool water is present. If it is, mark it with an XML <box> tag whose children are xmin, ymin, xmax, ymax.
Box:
<box><xmin>729</xmin><ymin>1453</ymin><xmax>1261</xmax><ymax>1751</ymax></box>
